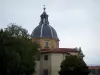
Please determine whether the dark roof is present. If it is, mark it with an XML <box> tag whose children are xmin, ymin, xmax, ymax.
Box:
<box><xmin>40</xmin><ymin>48</ymin><xmax>78</xmax><ymax>53</ymax></box>
<box><xmin>88</xmin><ymin>66</ymin><xmax>100</xmax><ymax>69</ymax></box>
<box><xmin>31</xmin><ymin>9</ymin><xmax>59</xmax><ymax>40</ymax></box>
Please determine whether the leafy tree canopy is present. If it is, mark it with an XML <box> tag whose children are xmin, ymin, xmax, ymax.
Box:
<box><xmin>4</xmin><ymin>23</ymin><xmax>30</xmax><ymax>38</ymax></box>
<box><xmin>59</xmin><ymin>55</ymin><xmax>90</xmax><ymax>75</ymax></box>
<box><xmin>0</xmin><ymin>24</ymin><xmax>39</xmax><ymax>75</ymax></box>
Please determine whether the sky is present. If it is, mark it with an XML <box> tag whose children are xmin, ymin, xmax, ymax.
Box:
<box><xmin>0</xmin><ymin>0</ymin><xmax>100</xmax><ymax>65</ymax></box>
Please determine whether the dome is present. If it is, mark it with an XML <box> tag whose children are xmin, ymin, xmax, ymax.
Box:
<box><xmin>31</xmin><ymin>8</ymin><xmax>59</xmax><ymax>40</ymax></box>
<box><xmin>31</xmin><ymin>24</ymin><xmax>59</xmax><ymax>40</ymax></box>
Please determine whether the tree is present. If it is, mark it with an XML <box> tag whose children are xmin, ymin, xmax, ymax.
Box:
<box><xmin>4</xmin><ymin>23</ymin><xmax>30</xmax><ymax>38</ymax></box>
<box><xmin>59</xmin><ymin>55</ymin><xmax>90</xmax><ymax>75</ymax></box>
<box><xmin>0</xmin><ymin>24</ymin><xmax>39</xmax><ymax>75</ymax></box>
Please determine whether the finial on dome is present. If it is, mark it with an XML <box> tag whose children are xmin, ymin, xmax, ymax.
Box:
<box><xmin>43</xmin><ymin>5</ymin><xmax>46</xmax><ymax>12</ymax></box>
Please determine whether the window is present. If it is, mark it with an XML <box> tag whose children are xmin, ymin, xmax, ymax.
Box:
<box><xmin>44</xmin><ymin>55</ymin><xmax>48</xmax><ymax>60</ymax></box>
<box><xmin>45</xmin><ymin>41</ymin><xmax>49</xmax><ymax>48</ymax></box>
<box><xmin>43</xmin><ymin>69</ymin><xmax>48</xmax><ymax>75</ymax></box>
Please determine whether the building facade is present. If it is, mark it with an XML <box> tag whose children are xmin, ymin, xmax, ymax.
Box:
<box><xmin>31</xmin><ymin>7</ymin><xmax>83</xmax><ymax>75</ymax></box>
<box><xmin>88</xmin><ymin>66</ymin><xmax>100</xmax><ymax>75</ymax></box>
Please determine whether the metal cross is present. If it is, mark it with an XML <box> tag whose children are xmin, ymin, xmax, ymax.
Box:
<box><xmin>43</xmin><ymin>5</ymin><xmax>46</xmax><ymax>11</ymax></box>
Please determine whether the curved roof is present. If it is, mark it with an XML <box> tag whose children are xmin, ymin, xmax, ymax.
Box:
<box><xmin>31</xmin><ymin>8</ymin><xmax>59</xmax><ymax>40</ymax></box>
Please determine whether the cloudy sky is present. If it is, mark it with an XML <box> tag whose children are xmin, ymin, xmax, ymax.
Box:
<box><xmin>0</xmin><ymin>0</ymin><xmax>100</xmax><ymax>65</ymax></box>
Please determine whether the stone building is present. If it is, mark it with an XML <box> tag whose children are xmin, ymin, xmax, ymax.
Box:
<box><xmin>31</xmin><ymin>7</ymin><xmax>83</xmax><ymax>75</ymax></box>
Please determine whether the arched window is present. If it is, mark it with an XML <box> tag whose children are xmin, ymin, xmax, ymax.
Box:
<box><xmin>45</xmin><ymin>41</ymin><xmax>49</xmax><ymax>48</ymax></box>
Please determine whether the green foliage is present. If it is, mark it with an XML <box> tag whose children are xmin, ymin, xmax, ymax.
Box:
<box><xmin>59</xmin><ymin>55</ymin><xmax>90</xmax><ymax>75</ymax></box>
<box><xmin>4</xmin><ymin>23</ymin><xmax>30</xmax><ymax>38</ymax></box>
<box><xmin>0</xmin><ymin>24</ymin><xmax>39</xmax><ymax>75</ymax></box>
